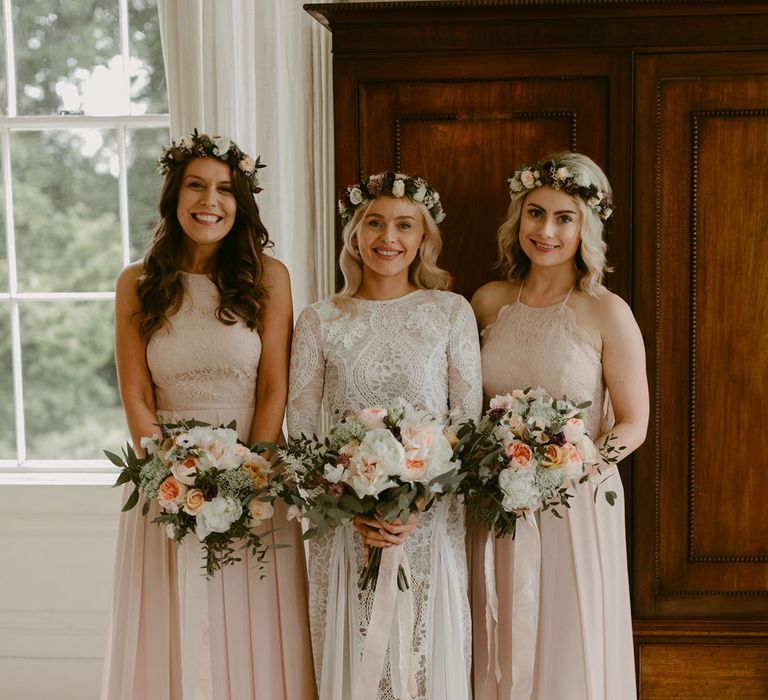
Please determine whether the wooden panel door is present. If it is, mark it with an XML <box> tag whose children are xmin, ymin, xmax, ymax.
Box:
<box><xmin>634</xmin><ymin>50</ymin><xmax>768</xmax><ymax>696</ymax></box>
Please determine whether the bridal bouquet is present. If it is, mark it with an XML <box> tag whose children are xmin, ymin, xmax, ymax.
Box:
<box><xmin>107</xmin><ymin>420</ymin><xmax>279</xmax><ymax>577</ymax></box>
<box><xmin>278</xmin><ymin>399</ymin><xmax>462</xmax><ymax>590</ymax></box>
<box><xmin>454</xmin><ymin>387</ymin><xmax>616</xmax><ymax>538</ymax></box>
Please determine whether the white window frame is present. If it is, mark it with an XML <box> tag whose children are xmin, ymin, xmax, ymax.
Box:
<box><xmin>0</xmin><ymin>0</ymin><xmax>169</xmax><ymax>481</ymax></box>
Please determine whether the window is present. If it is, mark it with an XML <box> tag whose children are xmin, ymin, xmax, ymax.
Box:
<box><xmin>0</xmin><ymin>0</ymin><xmax>169</xmax><ymax>475</ymax></box>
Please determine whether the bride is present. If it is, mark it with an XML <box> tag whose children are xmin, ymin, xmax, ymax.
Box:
<box><xmin>287</xmin><ymin>171</ymin><xmax>481</xmax><ymax>699</ymax></box>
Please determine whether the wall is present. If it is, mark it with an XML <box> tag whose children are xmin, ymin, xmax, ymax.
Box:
<box><xmin>0</xmin><ymin>484</ymin><xmax>121</xmax><ymax>700</ymax></box>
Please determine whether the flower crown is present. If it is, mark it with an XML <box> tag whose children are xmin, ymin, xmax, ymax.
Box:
<box><xmin>157</xmin><ymin>129</ymin><xmax>266</xmax><ymax>193</ymax></box>
<box><xmin>338</xmin><ymin>171</ymin><xmax>446</xmax><ymax>224</ymax></box>
<box><xmin>508</xmin><ymin>159</ymin><xmax>613</xmax><ymax>221</ymax></box>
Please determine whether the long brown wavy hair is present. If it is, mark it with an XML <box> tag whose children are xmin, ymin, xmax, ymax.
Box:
<box><xmin>136</xmin><ymin>156</ymin><xmax>272</xmax><ymax>339</ymax></box>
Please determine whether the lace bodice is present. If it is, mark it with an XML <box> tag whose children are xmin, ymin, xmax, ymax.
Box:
<box><xmin>286</xmin><ymin>289</ymin><xmax>482</xmax><ymax>700</ymax></box>
<box><xmin>481</xmin><ymin>298</ymin><xmax>606</xmax><ymax>438</ymax></box>
<box><xmin>146</xmin><ymin>273</ymin><xmax>262</xmax><ymax>413</ymax></box>
<box><xmin>287</xmin><ymin>289</ymin><xmax>482</xmax><ymax>435</ymax></box>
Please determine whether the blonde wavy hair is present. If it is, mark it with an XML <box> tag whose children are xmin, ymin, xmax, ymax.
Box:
<box><xmin>497</xmin><ymin>151</ymin><xmax>612</xmax><ymax>296</ymax></box>
<box><xmin>337</xmin><ymin>195</ymin><xmax>452</xmax><ymax>297</ymax></box>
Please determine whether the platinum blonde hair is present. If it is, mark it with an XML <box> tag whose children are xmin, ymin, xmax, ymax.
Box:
<box><xmin>337</xmin><ymin>195</ymin><xmax>452</xmax><ymax>297</ymax></box>
<box><xmin>497</xmin><ymin>151</ymin><xmax>612</xmax><ymax>296</ymax></box>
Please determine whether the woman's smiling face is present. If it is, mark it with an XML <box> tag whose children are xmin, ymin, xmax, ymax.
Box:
<box><xmin>518</xmin><ymin>185</ymin><xmax>582</xmax><ymax>269</ymax></box>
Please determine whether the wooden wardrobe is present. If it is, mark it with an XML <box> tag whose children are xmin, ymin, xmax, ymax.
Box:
<box><xmin>306</xmin><ymin>1</ymin><xmax>768</xmax><ymax>696</ymax></box>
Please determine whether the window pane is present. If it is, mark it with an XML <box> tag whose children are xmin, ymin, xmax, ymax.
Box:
<box><xmin>0</xmin><ymin>170</ymin><xmax>6</xmax><ymax>292</ymax></box>
<box><xmin>12</xmin><ymin>129</ymin><xmax>122</xmax><ymax>292</ymax></box>
<box><xmin>14</xmin><ymin>1</ymin><xmax>122</xmax><ymax>116</ymax></box>
<box><xmin>0</xmin><ymin>2</ymin><xmax>6</xmax><ymax>115</ymax></box>
<box><xmin>20</xmin><ymin>300</ymin><xmax>126</xmax><ymax>459</ymax></box>
<box><xmin>128</xmin><ymin>126</ymin><xmax>168</xmax><ymax>260</ymax></box>
<box><xmin>129</xmin><ymin>0</ymin><xmax>167</xmax><ymax>115</ymax></box>
<box><xmin>0</xmin><ymin>303</ymin><xmax>15</xmax><ymax>458</ymax></box>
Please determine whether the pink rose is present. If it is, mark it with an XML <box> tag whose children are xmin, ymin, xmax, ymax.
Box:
<box><xmin>356</xmin><ymin>407</ymin><xmax>388</xmax><ymax>430</ymax></box>
<box><xmin>171</xmin><ymin>456</ymin><xmax>198</xmax><ymax>485</ymax></box>
<box><xmin>561</xmin><ymin>417</ymin><xmax>586</xmax><ymax>443</ymax></box>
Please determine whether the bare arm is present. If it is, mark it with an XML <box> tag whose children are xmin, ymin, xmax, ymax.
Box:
<box><xmin>597</xmin><ymin>292</ymin><xmax>649</xmax><ymax>459</ymax></box>
<box><xmin>115</xmin><ymin>262</ymin><xmax>159</xmax><ymax>455</ymax></box>
<box><xmin>249</xmin><ymin>257</ymin><xmax>293</xmax><ymax>445</ymax></box>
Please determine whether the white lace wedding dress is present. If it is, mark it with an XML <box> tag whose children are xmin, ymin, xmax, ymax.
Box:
<box><xmin>287</xmin><ymin>289</ymin><xmax>482</xmax><ymax>700</ymax></box>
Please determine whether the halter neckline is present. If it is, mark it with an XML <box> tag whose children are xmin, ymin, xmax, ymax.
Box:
<box><xmin>517</xmin><ymin>280</ymin><xmax>575</xmax><ymax>307</ymax></box>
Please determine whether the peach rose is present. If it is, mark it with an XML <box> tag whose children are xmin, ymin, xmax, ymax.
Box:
<box><xmin>248</xmin><ymin>499</ymin><xmax>275</xmax><ymax>524</ymax></box>
<box><xmin>243</xmin><ymin>454</ymin><xmax>271</xmax><ymax>489</ymax></box>
<box><xmin>158</xmin><ymin>476</ymin><xmax>188</xmax><ymax>513</ymax></box>
<box><xmin>183</xmin><ymin>488</ymin><xmax>205</xmax><ymax>515</ymax></box>
<box><xmin>506</xmin><ymin>440</ymin><xmax>535</xmax><ymax>469</ymax></box>
<box><xmin>541</xmin><ymin>444</ymin><xmax>569</xmax><ymax>469</ymax></box>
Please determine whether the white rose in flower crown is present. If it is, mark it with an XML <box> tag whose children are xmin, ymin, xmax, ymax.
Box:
<box><xmin>413</xmin><ymin>185</ymin><xmax>427</xmax><ymax>202</ymax></box>
<box><xmin>561</xmin><ymin>417</ymin><xmax>586</xmax><ymax>443</ymax></box>
<box><xmin>212</xmin><ymin>137</ymin><xmax>231</xmax><ymax>156</ymax></box>
<box><xmin>196</xmin><ymin>496</ymin><xmax>242</xmax><ymax>541</ymax></box>
<box><xmin>349</xmin><ymin>187</ymin><xmax>363</xmax><ymax>205</ymax></box>
<box><xmin>575</xmin><ymin>171</ymin><xmax>591</xmax><ymax>188</ymax></box>
<box><xmin>520</xmin><ymin>170</ymin><xmax>536</xmax><ymax>189</ymax></box>
<box><xmin>498</xmin><ymin>467</ymin><xmax>538</xmax><ymax>512</ymax></box>
<box><xmin>392</xmin><ymin>179</ymin><xmax>405</xmax><ymax>197</ymax></box>
<box><xmin>356</xmin><ymin>407</ymin><xmax>388</xmax><ymax>430</ymax></box>
<box><xmin>556</xmin><ymin>166</ymin><xmax>570</xmax><ymax>180</ymax></box>
<box><xmin>509</xmin><ymin>178</ymin><xmax>524</xmax><ymax>193</ymax></box>
<box><xmin>248</xmin><ymin>499</ymin><xmax>274</xmax><ymax>524</ymax></box>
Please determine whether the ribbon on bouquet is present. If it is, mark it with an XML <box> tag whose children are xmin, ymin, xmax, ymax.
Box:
<box><xmin>484</xmin><ymin>515</ymin><xmax>541</xmax><ymax>700</ymax></box>
<box><xmin>353</xmin><ymin>543</ymin><xmax>418</xmax><ymax>700</ymax></box>
<box><xmin>178</xmin><ymin>538</ymin><xmax>213</xmax><ymax>699</ymax></box>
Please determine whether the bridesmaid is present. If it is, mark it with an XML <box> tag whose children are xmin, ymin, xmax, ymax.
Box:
<box><xmin>469</xmin><ymin>152</ymin><xmax>648</xmax><ymax>700</ymax></box>
<box><xmin>287</xmin><ymin>171</ymin><xmax>482</xmax><ymax>699</ymax></box>
<box><xmin>101</xmin><ymin>132</ymin><xmax>316</xmax><ymax>699</ymax></box>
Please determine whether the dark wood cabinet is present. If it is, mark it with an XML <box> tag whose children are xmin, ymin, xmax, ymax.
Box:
<box><xmin>307</xmin><ymin>1</ymin><xmax>768</xmax><ymax>695</ymax></box>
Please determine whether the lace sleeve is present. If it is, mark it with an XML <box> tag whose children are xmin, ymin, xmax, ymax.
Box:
<box><xmin>446</xmin><ymin>294</ymin><xmax>483</xmax><ymax>425</ymax></box>
<box><xmin>286</xmin><ymin>305</ymin><xmax>325</xmax><ymax>438</ymax></box>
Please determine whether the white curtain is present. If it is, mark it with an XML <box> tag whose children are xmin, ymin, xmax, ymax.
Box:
<box><xmin>157</xmin><ymin>0</ymin><xmax>336</xmax><ymax>312</ymax></box>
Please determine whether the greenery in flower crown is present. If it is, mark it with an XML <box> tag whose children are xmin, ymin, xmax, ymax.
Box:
<box><xmin>508</xmin><ymin>159</ymin><xmax>614</xmax><ymax>221</ymax></box>
<box><xmin>338</xmin><ymin>171</ymin><xmax>446</xmax><ymax>224</ymax></box>
<box><xmin>157</xmin><ymin>129</ymin><xmax>266</xmax><ymax>193</ymax></box>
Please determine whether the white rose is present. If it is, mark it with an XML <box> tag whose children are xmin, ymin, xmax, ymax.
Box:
<box><xmin>575</xmin><ymin>437</ymin><xmax>600</xmax><ymax>466</ymax></box>
<box><xmin>342</xmin><ymin>428</ymin><xmax>403</xmax><ymax>498</ymax></box>
<box><xmin>413</xmin><ymin>185</ymin><xmax>427</xmax><ymax>202</ymax></box>
<box><xmin>392</xmin><ymin>179</ymin><xmax>405</xmax><ymax>197</ymax></box>
<box><xmin>574</xmin><ymin>171</ymin><xmax>591</xmax><ymax>188</ymax></box>
<box><xmin>556</xmin><ymin>166</ymin><xmax>570</xmax><ymax>180</ymax></box>
<box><xmin>324</xmin><ymin>462</ymin><xmax>346</xmax><ymax>483</ymax></box>
<box><xmin>349</xmin><ymin>187</ymin><xmax>363</xmax><ymax>205</ymax></box>
<box><xmin>196</xmin><ymin>496</ymin><xmax>242</xmax><ymax>541</ymax></box>
<box><xmin>561</xmin><ymin>417</ymin><xmax>586</xmax><ymax>443</ymax></box>
<box><xmin>356</xmin><ymin>407</ymin><xmax>388</xmax><ymax>430</ymax></box>
<box><xmin>286</xmin><ymin>505</ymin><xmax>301</xmax><ymax>521</ymax></box>
<box><xmin>509</xmin><ymin>178</ymin><xmax>524</xmax><ymax>193</ymax></box>
<box><xmin>180</xmin><ymin>135</ymin><xmax>194</xmax><ymax>150</ymax></box>
<box><xmin>498</xmin><ymin>467</ymin><xmax>538</xmax><ymax>512</ymax></box>
<box><xmin>212</xmin><ymin>137</ymin><xmax>231</xmax><ymax>156</ymax></box>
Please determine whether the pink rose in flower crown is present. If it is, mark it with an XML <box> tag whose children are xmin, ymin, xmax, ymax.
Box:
<box><xmin>183</xmin><ymin>488</ymin><xmax>205</xmax><ymax>515</ymax></box>
<box><xmin>356</xmin><ymin>407</ymin><xmax>389</xmax><ymax>430</ymax></box>
<box><xmin>171</xmin><ymin>456</ymin><xmax>198</xmax><ymax>486</ymax></box>
<box><xmin>561</xmin><ymin>417</ymin><xmax>586</xmax><ymax>443</ymax></box>
<box><xmin>505</xmin><ymin>440</ymin><xmax>535</xmax><ymax>469</ymax></box>
<box><xmin>158</xmin><ymin>476</ymin><xmax>188</xmax><ymax>513</ymax></box>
